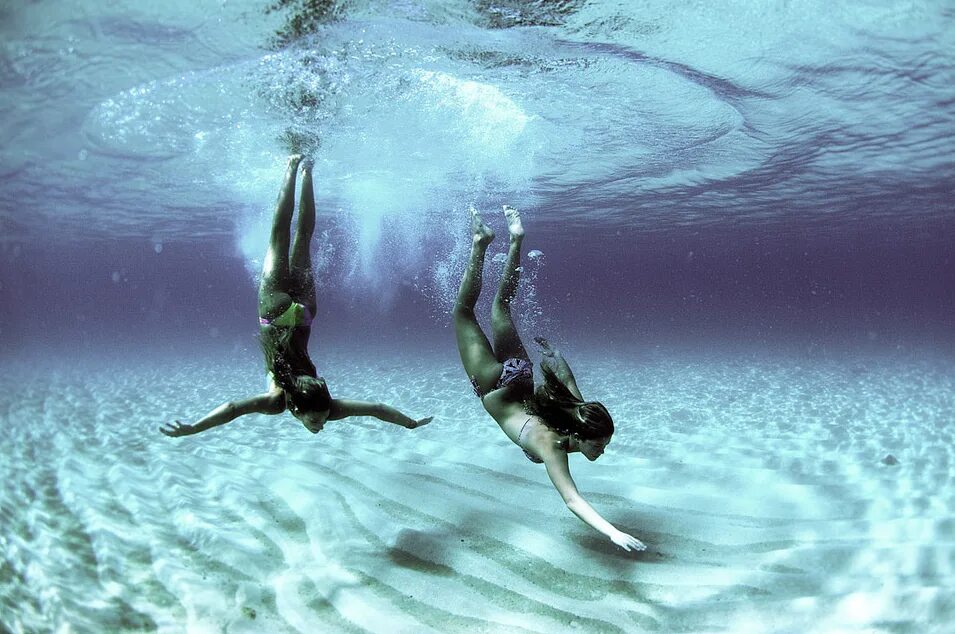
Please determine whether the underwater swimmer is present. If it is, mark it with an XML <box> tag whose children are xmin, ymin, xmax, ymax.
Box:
<box><xmin>160</xmin><ymin>155</ymin><xmax>432</xmax><ymax>438</ymax></box>
<box><xmin>453</xmin><ymin>205</ymin><xmax>645</xmax><ymax>552</ymax></box>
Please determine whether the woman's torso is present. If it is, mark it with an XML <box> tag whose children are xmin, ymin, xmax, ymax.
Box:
<box><xmin>259</xmin><ymin>302</ymin><xmax>312</xmax><ymax>329</ymax></box>
<box><xmin>481</xmin><ymin>386</ymin><xmax>556</xmax><ymax>463</ymax></box>
<box><xmin>259</xmin><ymin>302</ymin><xmax>315</xmax><ymax>378</ymax></box>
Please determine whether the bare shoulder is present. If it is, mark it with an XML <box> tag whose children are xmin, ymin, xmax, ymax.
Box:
<box><xmin>262</xmin><ymin>390</ymin><xmax>286</xmax><ymax>414</ymax></box>
<box><xmin>529</xmin><ymin>422</ymin><xmax>566</xmax><ymax>459</ymax></box>
<box><xmin>327</xmin><ymin>398</ymin><xmax>381</xmax><ymax>420</ymax></box>
<box><xmin>227</xmin><ymin>391</ymin><xmax>285</xmax><ymax>417</ymax></box>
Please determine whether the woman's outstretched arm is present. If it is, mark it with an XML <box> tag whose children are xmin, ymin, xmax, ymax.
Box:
<box><xmin>160</xmin><ymin>391</ymin><xmax>285</xmax><ymax>437</ymax></box>
<box><xmin>534</xmin><ymin>337</ymin><xmax>583</xmax><ymax>400</ymax></box>
<box><xmin>328</xmin><ymin>399</ymin><xmax>433</xmax><ymax>429</ymax></box>
<box><xmin>541</xmin><ymin>448</ymin><xmax>645</xmax><ymax>551</ymax></box>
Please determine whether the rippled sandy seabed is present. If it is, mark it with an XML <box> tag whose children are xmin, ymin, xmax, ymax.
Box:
<box><xmin>2</xmin><ymin>344</ymin><xmax>953</xmax><ymax>634</ymax></box>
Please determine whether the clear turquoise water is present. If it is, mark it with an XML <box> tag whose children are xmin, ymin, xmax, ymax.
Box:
<box><xmin>2</xmin><ymin>1</ymin><xmax>954</xmax><ymax>632</ymax></box>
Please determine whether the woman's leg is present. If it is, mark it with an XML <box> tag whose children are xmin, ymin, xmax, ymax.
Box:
<box><xmin>258</xmin><ymin>154</ymin><xmax>302</xmax><ymax>319</ymax></box>
<box><xmin>289</xmin><ymin>159</ymin><xmax>316</xmax><ymax>316</ymax></box>
<box><xmin>453</xmin><ymin>207</ymin><xmax>503</xmax><ymax>391</ymax></box>
<box><xmin>491</xmin><ymin>205</ymin><xmax>530</xmax><ymax>361</ymax></box>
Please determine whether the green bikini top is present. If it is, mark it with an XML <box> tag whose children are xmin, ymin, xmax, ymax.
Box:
<box><xmin>259</xmin><ymin>303</ymin><xmax>314</xmax><ymax>328</ymax></box>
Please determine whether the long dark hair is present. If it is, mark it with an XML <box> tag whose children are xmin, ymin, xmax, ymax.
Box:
<box><xmin>526</xmin><ymin>364</ymin><xmax>614</xmax><ymax>440</ymax></box>
<box><xmin>260</xmin><ymin>327</ymin><xmax>331</xmax><ymax>413</ymax></box>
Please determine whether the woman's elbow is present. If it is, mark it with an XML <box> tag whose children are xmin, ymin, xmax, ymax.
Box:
<box><xmin>563</xmin><ymin>494</ymin><xmax>583</xmax><ymax>510</ymax></box>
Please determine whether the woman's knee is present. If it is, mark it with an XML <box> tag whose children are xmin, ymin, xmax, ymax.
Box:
<box><xmin>453</xmin><ymin>302</ymin><xmax>476</xmax><ymax>322</ymax></box>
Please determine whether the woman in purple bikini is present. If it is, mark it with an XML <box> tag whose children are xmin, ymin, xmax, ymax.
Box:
<box><xmin>161</xmin><ymin>155</ymin><xmax>432</xmax><ymax>438</ymax></box>
<box><xmin>453</xmin><ymin>205</ymin><xmax>645</xmax><ymax>552</ymax></box>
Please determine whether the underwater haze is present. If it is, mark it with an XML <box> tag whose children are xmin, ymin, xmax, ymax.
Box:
<box><xmin>2</xmin><ymin>1</ymin><xmax>954</xmax><ymax>632</ymax></box>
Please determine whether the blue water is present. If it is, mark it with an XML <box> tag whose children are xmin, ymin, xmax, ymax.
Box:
<box><xmin>1</xmin><ymin>0</ymin><xmax>953</xmax><ymax>350</ymax></box>
<box><xmin>2</xmin><ymin>1</ymin><xmax>954</xmax><ymax>632</ymax></box>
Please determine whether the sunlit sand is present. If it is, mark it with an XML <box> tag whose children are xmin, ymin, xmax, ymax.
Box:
<box><xmin>3</xmin><ymin>344</ymin><xmax>952</xmax><ymax>632</ymax></box>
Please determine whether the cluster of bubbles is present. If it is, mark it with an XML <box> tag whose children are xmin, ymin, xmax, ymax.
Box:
<box><xmin>77</xmin><ymin>4</ymin><xmax>739</xmax><ymax>323</ymax></box>
<box><xmin>235</xmin><ymin>27</ymin><xmax>549</xmax><ymax>311</ymax></box>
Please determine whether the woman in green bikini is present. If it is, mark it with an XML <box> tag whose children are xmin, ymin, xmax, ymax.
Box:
<box><xmin>161</xmin><ymin>155</ymin><xmax>432</xmax><ymax>438</ymax></box>
<box><xmin>453</xmin><ymin>205</ymin><xmax>645</xmax><ymax>552</ymax></box>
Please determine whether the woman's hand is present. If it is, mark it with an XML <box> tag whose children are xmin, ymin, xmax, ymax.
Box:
<box><xmin>159</xmin><ymin>420</ymin><xmax>194</xmax><ymax>437</ymax></box>
<box><xmin>405</xmin><ymin>416</ymin><xmax>433</xmax><ymax>429</ymax></box>
<box><xmin>610</xmin><ymin>530</ymin><xmax>646</xmax><ymax>552</ymax></box>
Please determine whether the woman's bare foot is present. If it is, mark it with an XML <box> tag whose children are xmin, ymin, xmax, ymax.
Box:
<box><xmin>470</xmin><ymin>206</ymin><xmax>495</xmax><ymax>245</ymax></box>
<box><xmin>300</xmin><ymin>156</ymin><xmax>314</xmax><ymax>174</ymax></box>
<box><xmin>503</xmin><ymin>205</ymin><xmax>524</xmax><ymax>239</ymax></box>
<box><xmin>288</xmin><ymin>154</ymin><xmax>303</xmax><ymax>169</ymax></box>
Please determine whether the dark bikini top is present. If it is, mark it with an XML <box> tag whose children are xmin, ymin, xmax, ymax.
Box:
<box><xmin>518</xmin><ymin>417</ymin><xmax>544</xmax><ymax>464</ymax></box>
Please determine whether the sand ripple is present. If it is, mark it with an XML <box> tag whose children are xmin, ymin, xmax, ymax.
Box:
<box><xmin>2</xmin><ymin>346</ymin><xmax>954</xmax><ymax>632</ymax></box>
